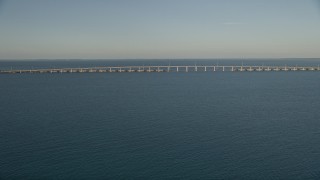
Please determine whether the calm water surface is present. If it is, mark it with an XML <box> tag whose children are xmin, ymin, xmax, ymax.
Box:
<box><xmin>1</xmin><ymin>60</ymin><xmax>320</xmax><ymax>179</ymax></box>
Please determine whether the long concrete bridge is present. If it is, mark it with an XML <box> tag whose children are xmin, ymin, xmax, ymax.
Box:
<box><xmin>1</xmin><ymin>65</ymin><xmax>320</xmax><ymax>74</ymax></box>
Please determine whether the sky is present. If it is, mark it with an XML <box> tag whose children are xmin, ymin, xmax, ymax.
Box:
<box><xmin>0</xmin><ymin>0</ymin><xmax>319</xmax><ymax>59</ymax></box>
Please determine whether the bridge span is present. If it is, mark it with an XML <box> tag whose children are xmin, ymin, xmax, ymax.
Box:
<box><xmin>1</xmin><ymin>65</ymin><xmax>320</xmax><ymax>74</ymax></box>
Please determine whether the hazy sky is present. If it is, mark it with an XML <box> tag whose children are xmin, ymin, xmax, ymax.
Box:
<box><xmin>0</xmin><ymin>0</ymin><xmax>319</xmax><ymax>59</ymax></box>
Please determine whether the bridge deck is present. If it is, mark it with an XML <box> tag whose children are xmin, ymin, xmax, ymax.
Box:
<box><xmin>1</xmin><ymin>65</ymin><xmax>320</xmax><ymax>74</ymax></box>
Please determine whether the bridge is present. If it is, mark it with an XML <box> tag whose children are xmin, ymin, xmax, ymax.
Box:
<box><xmin>1</xmin><ymin>65</ymin><xmax>320</xmax><ymax>74</ymax></box>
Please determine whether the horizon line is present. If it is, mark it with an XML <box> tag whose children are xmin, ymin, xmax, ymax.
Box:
<box><xmin>1</xmin><ymin>57</ymin><xmax>320</xmax><ymax>61</ymax></box>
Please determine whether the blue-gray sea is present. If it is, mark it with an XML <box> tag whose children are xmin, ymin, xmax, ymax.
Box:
<box><xmin>1</xmin><ymin>59</ymin><xmax>320</xmax><ymax>179</ymax></box>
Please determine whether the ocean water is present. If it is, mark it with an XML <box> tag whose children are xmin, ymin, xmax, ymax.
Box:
<box><xmin>1</xmin><ymin>59</ymin><xmax>320</xmax><ymax>179</ymax></box>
